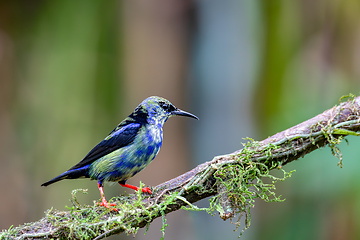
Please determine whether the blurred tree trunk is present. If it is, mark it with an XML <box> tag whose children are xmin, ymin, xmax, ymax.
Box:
<box><xmin>0</xmin><ymin>0</ymin><xmax>122</xmax><ymax>229</ymax></box>
<box><xmin>0</xmin><ymin>4</ymin><xmax>27</xmax><ymax>228</ymax></box>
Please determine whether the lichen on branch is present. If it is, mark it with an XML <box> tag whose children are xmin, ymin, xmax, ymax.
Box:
<box><xmin>2</xmin><ymin>95</ymin><xmax>360</xmax><ymax>240</ymax></box>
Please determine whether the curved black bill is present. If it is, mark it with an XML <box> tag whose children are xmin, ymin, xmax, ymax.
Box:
<box><xmin>172</xmin><ymin>109</ymin><xmax>199</xmax><ymax>120</ymax></box>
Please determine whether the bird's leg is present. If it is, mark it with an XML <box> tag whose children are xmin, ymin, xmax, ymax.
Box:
<box><xmin>97</xmin><ymin>182</ymin><xmax>117</xmax><ymax>211</ymax></box>
<box><xmin>119</xmin><ymin>181</ymin><xmax>152</xmax><ymax>194</ymax></box>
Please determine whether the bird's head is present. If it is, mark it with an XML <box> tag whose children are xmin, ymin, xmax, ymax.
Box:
<box><xmin>136</xmin><ymin>96</ymin><xmax>198</xmax><ymax>126</ymax></box>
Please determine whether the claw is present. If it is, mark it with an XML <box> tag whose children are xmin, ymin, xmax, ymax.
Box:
<box><xmin>142</xmin><ymin>187</ymin><xmax>152</xmax><ymax>194</ymax></box>
<box><xmin>97</xmin><ymin>199</ymin><xmax>117</xmax><ymax>212</ymax></box>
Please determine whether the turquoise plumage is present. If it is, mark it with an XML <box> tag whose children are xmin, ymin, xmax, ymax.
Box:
<box><xmin>41</xmin><ymin>96</ymin><xmax>198</xmax><ymax>209</ymax></box>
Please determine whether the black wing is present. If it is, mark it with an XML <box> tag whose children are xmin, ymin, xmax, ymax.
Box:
<box><xmin>68</xmin><ymin>122</ymin><xmax>142</xmax><ymax>170</ymax></box>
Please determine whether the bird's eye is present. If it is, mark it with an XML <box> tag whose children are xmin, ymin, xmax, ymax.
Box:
<box><xmin>163</xmin><ymin>104</ymin><xmax>169</xmax><ymax>110</ymax></box>
<box><xmin>159</xmin><ymin>101</ymin><xmax>175</xmax><ymax>112</ymax></box>
<box><xmin>162</xmin><ymin>104</ymin><xmax>171</xmax><ymax>112</ymax></box>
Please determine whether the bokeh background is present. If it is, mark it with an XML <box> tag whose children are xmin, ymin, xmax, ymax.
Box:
<box><xmin>1</xmin><ymin>1</ymin><xmax>360</xmax><ymax>239</ymax></box>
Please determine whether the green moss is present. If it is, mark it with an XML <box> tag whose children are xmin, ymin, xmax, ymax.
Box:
<box><xmin>46</xmin><ymin>112</ymin><xmax>358</xmax><ymax>238</ymax></box>
<box><xmin>339</xmin><ymin>93</ymin><xmax>356</xmax><ymax>104</ymax></box>
<box><xmin>0</xmin><ymin>225</ymin><xmax>16</xmax><ymax>240</ymax></box>
<box><xmin>4</xmin><ymin>99</ymin><xmax>360</xmax><ymax>239</ymax></box>
<box><xmin>206</xmin><ymin>140</ymin><xmax>293</xmax><ymax>234</ymax></box>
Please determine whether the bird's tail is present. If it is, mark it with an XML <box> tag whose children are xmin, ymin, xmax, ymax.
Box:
<box><xmin>41</xmin><ymin>166</ymin><xmax>88</xmax><ymax>186</ymax></box>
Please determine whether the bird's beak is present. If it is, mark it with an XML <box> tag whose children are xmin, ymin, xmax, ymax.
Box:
<box><xmin>172</xmin><ymin>108</ymin><xmax>199</xmax><ymax>120</ymax></box>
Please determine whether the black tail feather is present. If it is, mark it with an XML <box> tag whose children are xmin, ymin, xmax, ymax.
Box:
<box><xmin>41</xmin><ymin>174</ymin><xmax>67</xmax><ymax>186</ymax></box>
<box><xmin>41</xmin><ymin>166</ymin><xmax>88</xmax><ymax>186</ymax></box>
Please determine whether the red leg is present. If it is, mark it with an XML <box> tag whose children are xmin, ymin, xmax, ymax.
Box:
<box><xmin>97</xmin><ymin>182</ymin><xmax>117</xmax><ymax>211</ymax></box>
<box><xmin>119</xmin><ymin>182</ymin><xmax>152</xmax><ymax>194</ymax></box>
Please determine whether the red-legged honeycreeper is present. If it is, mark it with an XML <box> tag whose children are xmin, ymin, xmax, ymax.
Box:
<box><xmin>41</xmin><ymin>96</ymin><xmax>198</xmax><ymax>210</ymax></box>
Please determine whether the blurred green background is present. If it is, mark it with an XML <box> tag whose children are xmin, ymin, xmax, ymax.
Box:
<box><xmin>1</xmin><ymin>1</ymin><xmax>360</xmax><ymax>239</ymax></box>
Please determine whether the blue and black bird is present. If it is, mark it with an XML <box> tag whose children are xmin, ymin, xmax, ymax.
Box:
<box><xmin>41</xmin><ymin>96</ymin><xmax>198</xmax><ymax>209</ymax></box>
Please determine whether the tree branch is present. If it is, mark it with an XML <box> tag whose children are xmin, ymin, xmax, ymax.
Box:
<box><xmin>2</xmin><ymin>95</ymin><xmax>360</xmax><ymax>239</ymax></box>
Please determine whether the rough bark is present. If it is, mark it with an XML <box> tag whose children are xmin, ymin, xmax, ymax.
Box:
<box><xmin>2</xmin><ymin>96</ymin><xmax>360</xmax><ymax>240</ymax></box>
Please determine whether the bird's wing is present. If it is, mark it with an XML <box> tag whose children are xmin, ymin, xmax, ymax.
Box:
<box><xmin>68</xmin><ymin>122</ymin><xmax>142</xmax><ymax>170</ymax></box>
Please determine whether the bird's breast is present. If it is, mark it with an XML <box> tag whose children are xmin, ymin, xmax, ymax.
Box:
<box><xmin>145</xmin><ymin>124</ymin><xmax>163</xmax><ymax>145</ymax></box>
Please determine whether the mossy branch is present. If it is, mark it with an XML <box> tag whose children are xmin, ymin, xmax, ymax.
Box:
<box><xmin>3</xmin><ymin>95</ymin><xmax>360</xmax><ymax>240</ymax></box>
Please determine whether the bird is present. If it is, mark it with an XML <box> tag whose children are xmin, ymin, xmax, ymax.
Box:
<box><xmin>41</xmin><ymin>96</ymin><xmax>198</xmax><ymax>210</ymax></box>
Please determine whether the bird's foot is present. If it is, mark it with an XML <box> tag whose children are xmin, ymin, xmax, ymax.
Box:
<box><xmin>142</xmin><ymin>187</ymin><xmax>152</xmax><ymax>194</ymax></box>
<box><xmin>119</xmin><ymin>183</ymin><xmax>152</xmax><ymax>194</ymax></box>
<box><xmin>97</xmin><ymin>198</ymin><xmax>117</xmax><ymax>212</ymax></box>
